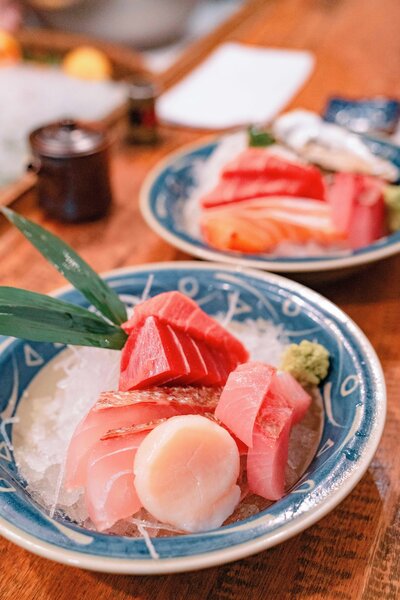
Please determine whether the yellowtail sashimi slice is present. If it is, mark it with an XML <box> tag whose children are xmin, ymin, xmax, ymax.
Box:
<box><xmin>215</xmin><ymin>362</ymin><xmax>276</xmax><ymax>447</ymax></box>
<box><xmin>247</xmin><ymin>406</ymin><xmax>293</xmax><ymax>500</ymax></box>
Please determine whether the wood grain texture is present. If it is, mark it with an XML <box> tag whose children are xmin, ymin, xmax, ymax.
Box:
<box><xmin>1</xmin><ymin>0</ymin><xmax>400</xmax><ymax>597</ymax></box>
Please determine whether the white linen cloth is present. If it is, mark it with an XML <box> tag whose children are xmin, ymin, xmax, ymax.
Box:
<box><xmin>157</xmin><ymin>42</ymin><xmax>315</xmax><ymax>129</ymax></box>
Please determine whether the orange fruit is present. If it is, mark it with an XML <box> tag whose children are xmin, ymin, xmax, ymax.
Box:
<box><xmin>0</xmin><ymin>30</ymin><xmax>21</xmax><ymax>65</ymax></box>
<box><xmin>62</xmin><ymin>46</ymin><xmax>112</xmax><ymax>81</ymax></box>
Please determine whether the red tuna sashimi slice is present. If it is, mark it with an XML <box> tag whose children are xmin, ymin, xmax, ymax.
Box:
<box><xmin>247</xmin><ymin>406</ymin><xmax>293</xmax><ymax>501</ymax></box>
<box><xmin>195</xmin><ymin>339</ymin><xmax>230</xmax><ymax>386</ymax></box>
<box><xmin>268</xmin><ymin>371</ymin><xmax>311</xmax><ymax>424</ymax></box>
<box><xmin>221</xmin><ymin>150</ymin><xmax>325</xmax><ymax>200</ymax></box>
<box><xmin>120</xmin><ymin>317</ymin><xmax>232</xmax><ymax>391</ymax></box>
<box><xmin>121</xmin><ymin>291</ymin><xmax>248</xmax><ymax>366</ymax></box>
<box><xmin>168</xmin><ymin>329</ymin><xmax>208</xmax><ymax>384</ymax></box>
<box><xmin>201</xmin><ymin>177</ymin><xmax>315</xmax><ymax>209</ymax></box>
<box><xmin>85</xmin><ymin>431</ymin><xmax>147</xmax><ymax>531</ymax></box>
<box><xmin>119</xmin><ymin>316</ymin><xmax>190</xmax><ymax>391</ymax></box>
<box><xmin>215</xmin><ymin>362</ymin><xmax>276</xmax><ymax>447</ymax></box>
<box><xmin>65</xmin><ymin>402</ymin><xmax>182</xmax><ymax>490</ymax></box>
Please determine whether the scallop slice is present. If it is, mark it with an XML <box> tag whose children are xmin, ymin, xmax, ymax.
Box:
<box><xmin>133</xmin><ymin>415</ymin><xmax>241</xmax><ymax>533</ymax></box>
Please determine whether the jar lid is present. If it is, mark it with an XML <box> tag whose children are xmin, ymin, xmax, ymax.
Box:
<box><xmin>127</xmin><ymin>77</ymin><xmax>159</xmax><ymax>100</ymax></box>
<box><xmin>29</xmin><ymin>119</ymin><xmax>109</xmax><ymax>158</ymax></box>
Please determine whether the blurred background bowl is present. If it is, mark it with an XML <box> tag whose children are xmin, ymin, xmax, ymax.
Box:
<box><xmin>27</xmin><ymin>0</ymin><xmax>201</xmax><ymax>48</ymax></box>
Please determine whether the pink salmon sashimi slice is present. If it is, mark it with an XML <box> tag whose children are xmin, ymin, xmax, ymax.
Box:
<box><xmin>215</xmin><ymin>362</ymin><xmax>276</xmax><ymax>448</ymax></box>
<box><xmin>267</xmin><ymin>371</ymin><xmax>311</xmax><ymax>424</ymax></box>
<box><xmin>121</xmin><ymin>291</ymin><xmax>248</xmax><ymax>366</ymax></box>
<box><xmin>65</xmin><ymin>401</ymin><xmax>183</xmax><ymax>490</ymax></box>
<box><xmin>85</xmin><ymin>430</ymin><xmax>148</xmax><ymax>531</ymax></box>
<box><xmin>247</xmin><ymin>406</ymin><xmax>294</xmax><ymax>501</ymax></box>
<box><xmin>201</xmin><ymin>199</ymin><xmax>344</xmax><ymax>254</ymax></box>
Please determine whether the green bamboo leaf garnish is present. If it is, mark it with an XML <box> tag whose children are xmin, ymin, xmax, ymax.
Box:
<box><xmin>0</xmin><ymin>287</ymin><xmax>127</xmax><ymax>349</ymax></box>
<box><xmin>1</xmin><ymin>208</ymin><xmax>128</xmax><ymax>326</ymax></box>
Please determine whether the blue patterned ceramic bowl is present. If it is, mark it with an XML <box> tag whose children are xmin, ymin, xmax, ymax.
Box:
<box><xmin>140</xmin><ymin>140</ymin><xmax>400</xmax><ymax>276</ymax></box>
<box><xmin>0</xmin><ymin>263</ymin><xmax>385</xmax><ymax>574</ymax></box>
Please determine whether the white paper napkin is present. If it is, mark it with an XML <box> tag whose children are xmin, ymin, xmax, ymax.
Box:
<box><xmin>157</xmin><ymin>42</ymin><xmax>314</xmax><ymax>129</ymax></box>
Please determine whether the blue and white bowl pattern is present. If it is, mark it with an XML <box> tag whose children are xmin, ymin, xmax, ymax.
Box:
<box><xmin>0</xmin><ymin>263</ymin><xmax>385</xmax><ymax>574</ymax></box>
<box><xmin>140</xmin><ymin>141</ymin><xmax>400</xmax><ymax>273</ymax></box>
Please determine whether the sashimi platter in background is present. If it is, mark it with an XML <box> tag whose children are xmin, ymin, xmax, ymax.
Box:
<box><xmin>188</xmin><ymin>111</ymin><xmax>400</xmax><ymax>256</ymax></box>
<box><xmin>141</xmin><ymin>110</ymin><xmax>400</xmax><ymax>274</ymax></box>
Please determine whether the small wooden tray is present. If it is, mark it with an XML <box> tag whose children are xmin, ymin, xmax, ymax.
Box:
<box><xmin>0</xmin><ymin>28</ymin><xmax>147</xmax><ymax>207</ymax></box>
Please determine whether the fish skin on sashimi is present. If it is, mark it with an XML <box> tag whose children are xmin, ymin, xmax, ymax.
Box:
<box><xmin>215</xmin><ymin>362</ymin><xmax>276</xmax><ymax>447</ymax></box>
<box><xmin>85</xmin><ymin>431</ymin><xmax>148</xmax><ymax>531</ymax></box>
<box><xmin>65</xmin><ymin>401</ymin><xmax>183</xmax><ymax>490</ymax></box>
<box><xmin>95</xmin><ymin>386</ymin><xmax>221</xmax><ymax>412</ymax></box>
<box><xmin>247</xmin><ymin>406</ymin><xmax>294</xmax><ymax>501</ymax></box>
<box><xmin>121</xmin><ymin>291</ymin><xmax>248</xmax><ymax>365</ymax></box>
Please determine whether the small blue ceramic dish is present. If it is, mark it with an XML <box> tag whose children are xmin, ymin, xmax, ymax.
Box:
<box><xmin>0</xmin><ymin>263</ymin><xmax>385</xmax><ymax>574</ymax></box>
<box><xmin>140</xmin><ymin>140</ymin><xmax>400</xmax><ymax>277</ymax></box>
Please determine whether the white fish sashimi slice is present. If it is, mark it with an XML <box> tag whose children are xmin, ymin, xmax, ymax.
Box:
<box><xmin>206</xmin><ymin>196</ymin><xmax>330</xmax><ymax>215</ymax></box>
<box><xmin>261</xmin><ymin>211</ymin><xmax>334</xmax><ymax>230</ymax></box>
<box><xmin>134</xmin><ymin>415</ymin><xmax>241</xmax><ymax>533</ymax></box>
<box><xmin>64</xmin><ymin>403</ymin><xmax>182</xmax><ymax>490</ymax></box>
<box><xmin>85</xmin><ymin>431</ymin><xmax>148</xmax><ymax>531</ymax></box>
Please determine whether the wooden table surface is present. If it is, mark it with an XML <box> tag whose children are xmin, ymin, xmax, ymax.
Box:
<box><xmin>1</xmin><ymin>0</ymin><xmax>400</xmax><ymax>598</ymax></box>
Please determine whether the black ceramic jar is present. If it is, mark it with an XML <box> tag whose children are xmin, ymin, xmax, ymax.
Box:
<box><xmin>29</xmin><ymin>119</ymin><xmax>112</xmax><ymax>223</ymax></box>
